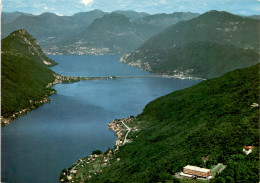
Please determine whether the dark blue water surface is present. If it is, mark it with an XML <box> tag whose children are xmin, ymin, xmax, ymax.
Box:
<box><xmin>49</xmin><ymin>55</ymin><xmax>152</xmax><ymax>77</ymax></box>
<box><xmin>2</xmin><ymin>55</ymin><xmax>200</xmax><ymax>183</ymax></box>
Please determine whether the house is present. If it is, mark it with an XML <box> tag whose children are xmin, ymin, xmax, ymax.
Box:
<box><xmin>183</xmin><ymin>165</ymin><xmax>210</xmax><ymax>178</ymax></box>
<box><xmin>70</xmin><ymin>169</ymin><xmax>78</xmax><ymax>174</ymax></box>
<box><xmin>243</xmin><ymin>145</ymin><xmax>254</xmax><ymax>155</ymax></box>
<box><xmin>251</xmin><ymin>103</ymin><xmax>259</xmax><ymax>108</ymax></box>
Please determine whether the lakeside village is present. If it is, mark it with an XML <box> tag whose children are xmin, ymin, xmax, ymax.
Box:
<box><xmin>60</xmin><ymin>117</ymin><xmax>136</xmax><ymax>183</ymax></box>
<box><xmin>59</xmin><ymin>112</ymin><xmax>257</xmax><ymax>183</ymax></box>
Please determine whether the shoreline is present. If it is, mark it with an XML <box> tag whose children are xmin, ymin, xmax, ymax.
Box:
<box><xmin>59</xmin><ymin>117</ymin><xmax>136</xmax><ymax>183</ymax></box>
<box><xmin>1</xmin><ymin>93</ymin><xmax>54</xmax><ymax>126</ymax></box>
<box><xmin>108</xmin><ymin>117</ymin><xmax>134</xmax><ymax>150</ymax></box>
<box><xmin>1</xmin><ymin>73</ymin><xmax>173</xmax><ymax>127</ymax></box>
<box><xmin>1</xmin><ymin>74</ymin><xmax>80</xmax><ymax>127</ymax></box>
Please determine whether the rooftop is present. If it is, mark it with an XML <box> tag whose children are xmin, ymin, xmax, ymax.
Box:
<box><xmin>184</xmin><ymin>165</ymin><xmax>210</xmax><ymax>173</ymax></box>
<box><xmin>180</xmin><ymin>172</ymin><xmax>194</xmax><ymax>178</ymax></box>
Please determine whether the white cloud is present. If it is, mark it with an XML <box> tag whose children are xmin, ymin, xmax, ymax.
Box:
<box><xmin>80</xmin><ymin>0</ymin><xmax>94</xmax><ymax>6</ymax></box>
<box><xmin>56</xmin><ymin>12</ymin><xmax>64</xmax><ymax>16</ymax></box>
<box><xmin>44</xmin><ymin>6</ymin><xmax>49</xmax><ymax>10</ymax></box>
<box><xmin>118</xmin><ymin>0</ymin><xmax>132</xmax><ymax>7</ymax></box>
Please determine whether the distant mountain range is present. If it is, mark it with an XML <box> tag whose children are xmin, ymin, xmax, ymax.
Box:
<box><xmin>1</xmin><ymin>30</ymin><xmax>56</xmax><ymax>124</ymax></box>
<box><xmin>136</xmin><ymin>12</ymin><xmax>199</xmax><ymax>30</ymax></box>
<box><xmin>121</xmin><ymin>10</ymin><xmax>260</xmax><ymax>79</ymax></box>
<box><xmin>1</xmin><ymin>11</ymin><xmax>34</xmax><ymax>24</ymax></box>
<box><xmin>57</xmin><ymin>13</ymin><xmax>163</xmax><ymax>55</ymax></box>
<box><xmin>248</xmin><ymin>15</ymin><xmax>260</xmax><ymax>19</ymax></box>
<box><xmin>2</xmin><ymin>10</ymin><xmax>199</xmax><ymax>55</ymax></box>
<box><xmin>2</xmin><ymin>10</ymin><xmax>107</xmax><ymax>50</ymax></box>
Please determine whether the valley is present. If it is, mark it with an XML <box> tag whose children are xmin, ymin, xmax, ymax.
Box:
<box><xmin>1</xmin><ymin>7</ymin><xmax>259</xmax><ymax>183</ymax></box>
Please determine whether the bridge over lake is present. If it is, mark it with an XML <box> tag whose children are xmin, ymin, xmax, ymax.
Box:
<box><xmin>79</xmin><ymin>75</ymin><xmax>178</xmax><ymax>80</ymax></box>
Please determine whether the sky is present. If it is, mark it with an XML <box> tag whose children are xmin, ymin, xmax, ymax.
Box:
<box><xmin>1</xmin><ymin>0</ymin><xmax>260</xmax><ymax>16</ymax></box>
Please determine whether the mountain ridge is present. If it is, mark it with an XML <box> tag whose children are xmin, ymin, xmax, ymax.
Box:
<box><xmin>2</xmin><ymin>10</ymin><xmax>200</xmax><ymax>55</ymax></box>
<box><xmin>121</xmin><ymin>10</ymin><xmax>260</xmax><ymax>79</ymax></box>
<box><xmin>58</xmin><ymin>13</ymin><xmax>162</xmax><ymax>54</ymax></box>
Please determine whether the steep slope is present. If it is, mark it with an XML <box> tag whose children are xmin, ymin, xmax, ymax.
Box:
<box><xmin>121</xmin><ymin>10</ymin><xmax>260</xmax><ymax>79</ymax></box>
<box><xmin>2</xmin><ymin>29</ymin><xmax>57</xmax><ymax>66</ymax></box>
<box><xmin>67</xmin><ymin>64</ymin><xmax>259</xmax><ymax>183</ymax></box>
<box><xmin>1</xmin><ymin>30</ymin><xmax>56</xmax><ymax>125</ymax></box>
<box><xmin>60</xmin><ymin>13</ymin><xmax>162</xmax><ymax>54</ymax></box>
<box><xmin>123</xmin><ymin>41</ymin><xmax>259</xmax><ymax>79</ymax></box>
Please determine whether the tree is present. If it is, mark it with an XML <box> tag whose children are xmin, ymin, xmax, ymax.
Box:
<box><xmin>92</xmin><ymin>150</ymin><xmax>102</xmax><ymax>155</ymax></box>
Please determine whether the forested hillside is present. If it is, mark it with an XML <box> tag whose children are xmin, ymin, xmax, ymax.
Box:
<box><xmin>121</xmin><ymin>10</ymin><xmax>260</xmax><ymax>79</ymax></box>
<box><xmin>68</xmin><ymin>64</ymin><xmax>259</xmax><ymax>183</ymax></box>
<box><xmin>1</xmin><ymin>30</ymin><xmax>56</xmax><ymax>125</ymax></box>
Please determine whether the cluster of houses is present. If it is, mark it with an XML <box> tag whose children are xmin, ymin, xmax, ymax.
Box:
<box><xmin>108</xmin><ymin>117</ymin><xmax>133</xmax><ymax>149</ymax></box>
<box><xmin>1</xmin><ymin>95</ymin><xmax>51</xmax><ymax>126</ymax></box>
<box><xmin>102</xmin><ymin>149</ymin><xmax>113</xmax><ymax>166</ymax></box>
<box><xmin>61</xmin><ymin>149</ymin><xmax>115</xmax><ymax>183</ymax></box>
<box><xmin>61</xmin><ymin>117</ymin><xmax>137</xmax><ymax>183</ymax></box>
<box><xmin>46</xmin><ymin>74</ymin><xmax>80</xmax><ymax>88</ymax></box>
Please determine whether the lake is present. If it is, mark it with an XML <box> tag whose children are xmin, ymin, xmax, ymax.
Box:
<box><xmin>1</xmin><ymin>55</ymin><xmax>200</xmax><ymax>183</ymax></box>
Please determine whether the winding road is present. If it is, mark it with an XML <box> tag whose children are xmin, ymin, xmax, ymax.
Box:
<box><xmin>121</xmin><ymin>121</ymin><xmax>131</xmax><ymax>145</ymax></box>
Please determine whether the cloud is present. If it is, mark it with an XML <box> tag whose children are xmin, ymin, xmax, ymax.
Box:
<box><xmin>79</xmin><ymin>0</ymin><xmax>94</xmax><ymax>6</ymax></box>
<box><xmin>44</xmin><ymin>6</ymin><xmax>49</xmax><ymax>10</ymax></box>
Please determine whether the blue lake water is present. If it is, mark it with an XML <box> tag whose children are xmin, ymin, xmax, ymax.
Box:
<box><xmin>1</xmin><ymin>55</ymin><xmax>200</xmax><ymax>183</ymax></box>
<box><xmin>49</xmin><ymin>55</ymin><xmax>152</xmax><ymax>77</ymax></box>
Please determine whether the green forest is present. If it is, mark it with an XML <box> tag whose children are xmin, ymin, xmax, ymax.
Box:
<box><xmin>1</xmin><ymin>30</ymin><xmax>56</xmax><ymax>120</ymax></box>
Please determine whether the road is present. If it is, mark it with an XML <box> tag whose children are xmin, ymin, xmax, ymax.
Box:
<box><xmin>121</xmin><ymin>121</ymin><xmax>131</xmax><ymax>145</ymax></box>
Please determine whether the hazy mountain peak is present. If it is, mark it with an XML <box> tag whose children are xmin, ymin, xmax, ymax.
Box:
<box><xmin>40</xmin><ymin>12</ymin><xmax>58</xmax><ymax>16</ymax></box>
<box><xmin>4</xmin><ymin>29</ymin><xmax>57</xmax><ymax>66</ymax></box>
<box><xmin>10</xmin><ymin>29</ymin><xmax>40</xmax><ymax>45</ymax></box>
<box><xmin>199</xmin><ymin>10</ymin><xmax>241</xmax><ymax>20</ymax></box>
<box><xmin>91</xmin><ymin>9</ymin><xmax>105</xmax><ymax>13</ymax></box>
